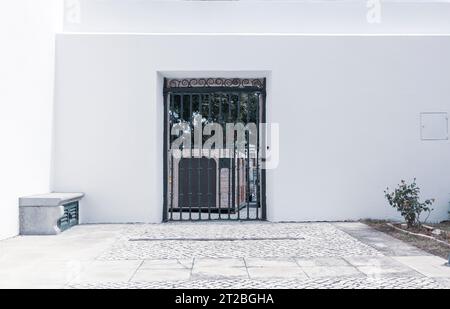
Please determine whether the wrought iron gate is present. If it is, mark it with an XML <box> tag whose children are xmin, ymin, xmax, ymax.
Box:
<box><xmin>163</xmin><ymin>78</ymin><xmax>266</xmax><ymax>221</ymax></box>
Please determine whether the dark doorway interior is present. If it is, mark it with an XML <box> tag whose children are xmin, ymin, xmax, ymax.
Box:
<box><xmin>178</xmin><ymin>158</ymin><xmax>217</xmax><ymax>210</ymax></box>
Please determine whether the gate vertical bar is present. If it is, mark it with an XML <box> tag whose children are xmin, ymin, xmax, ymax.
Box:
<box><xmin>207</xmin><ymin>94</ymin><xmax>212</xmax><ymax>220</ymax></box>
<box><xmin>237</xmin><ymin>94</ymin><xmax>241</xmax><ymax>221</ymax></box>
<box><xmin>179</xmin><ymin>94</ymin><xmax>184</xmax><ymax>221</ymax></box>
<box><xmin>169</xmin><ymin>93</ymin><xmax>175</xmax><ymax>221</ymax></box>
<box><xmin>261</xmin><ymin>79</ymin><xmax>267</xmax><ymax>220</ymax></box>
<box><xmin>218</xmin><ymin>94</ymin><xmax>222</xmax><ymax>219</ymax></box>
<box><xmin>188</xmin><ymin>94</ymin><xmax>193</xmax><ymax>221</ymax></box>
<box><xmin>246</xmin><ymin>93</ymin><xmax>250</xmax><ymax>220</ymax></box>
<box><xmin>231</xmin><ymin>96</ymin><xmax>236</xmax><ymax>218</ymax></box>
<box><xmin>256</xmin><ymin>92</ymin><xmax>260</xmax><ymax>220</ymax></box>
<box><xmin>227</xmin><ymin>93</ymin><xmax>232</xmax><ymax>219</ymax></box>
<box><xmin>162</xmin><ymin>89</ymin><xmax>169</xmax><ymax>222</ymax></box>
<box><xmin>198</xmin><ymin>94</ymin><xmax>202</xmax><ymax>220</ymax></box>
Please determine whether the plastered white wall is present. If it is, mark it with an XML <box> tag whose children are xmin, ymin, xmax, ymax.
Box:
<box><xmin>0</xmin><ymin>0</ymin><xmax>61</xmax><ymax>240</ymax></box>
<box><xmin>53</xmin><ymin>34</ymin><xmax>450</xmax><ymax>224</ymax></box>
<box><xmin>63</xmin><ymin>0</ymin><xmax>450</xmax><ymax>34</ymax></box>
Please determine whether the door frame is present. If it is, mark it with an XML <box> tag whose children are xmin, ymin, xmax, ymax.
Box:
<box><xmin>162</xmin><ymin>78</ymin><xmax>267</xmax><ymax>221</ymax></box>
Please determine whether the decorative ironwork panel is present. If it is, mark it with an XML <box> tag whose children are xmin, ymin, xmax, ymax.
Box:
<box><xmin>165</xmin><ymin>78</ymin><xmax>265</xmax><ymax>90</ymax></box>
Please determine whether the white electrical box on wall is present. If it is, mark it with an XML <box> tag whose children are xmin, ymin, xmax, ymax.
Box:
<box><xmin>420</xmin><ymin>112</ymin><xmax>448</xmax><ymax>140</ymax></box>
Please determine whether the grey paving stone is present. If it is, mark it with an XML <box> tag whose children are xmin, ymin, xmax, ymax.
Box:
<box><xmin>393</xmin><ymin>256</ymin><xmax>450</xmax><ymax>278</ymax></box>
<box><xmin>140</xmin><ymin>259</ymin><xmax>193</xmax><ymax>270</ymax></box>
<box><xmin>333</xmin><ymin>222</ymin><xmax>429</xmax><ymax>256</ymax></box>
<box><xmin>345</xmin><ymin>256</ymin><xmax>408</xmax><ymax>267</ymax></box>
<box><xmin>194</xmin><ymin>258</ymin><xmax>245</xmax><ymax>268</ymax></box>
<box><xmin>131</xmin><ymin>269</ymin><xmax>191</xmax><ymax>282</ymax></box>
<box><xmin>70</xmin><ymin>260</ymin><xmax>142</xmax><ymax>284</ymax></box>
<box><xmin>247</xmin><ymin>266</ymin><xmax>308</xmax><ymax>279</ymax></box>
<box><xmin>68</xmin><ymin>276</ymin><xmax>446</xmax><ymax>289</ymax></box>
<box><xmin>301</xmin><ymin>266</ymin><xmax>363</xmax><ymax>278</ymax></box>
<box><xmin>245</xmin><ymin>257</ymin><xmax>298</xmax><ymax>268</ymax></box>
<box><xmin>191</xmin><ymin>266</ymin><xmax>249</xmax><ymax>280</ymax></box>
<box><xmin>296</xmin><ymin>257</ymin><xmax>350</xmax><ymax>267</ymax></box>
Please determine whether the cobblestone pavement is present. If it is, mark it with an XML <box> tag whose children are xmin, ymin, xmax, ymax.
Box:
<box><xmin>69</xmin><ymin>276</ymin><xmax>445</xmax><ymax>289</ymax></box>
<box><xmin>1</xmin><ymin>222</ymin><xmax>449</xmax><ymax>289</ymax></box>
<box><xmin>98</xmin><ymin>222</ymin><xmax>382</xmax><ymax>260</ymax></box>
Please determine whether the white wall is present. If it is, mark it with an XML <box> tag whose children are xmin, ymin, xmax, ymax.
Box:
<box><xmin>0</xmin><ymin>0</ymin><xmax>61</xmax><ymax>240</ymax></box>
<box><xmin>63</xmin><ymin>0</ymin><xmax>450</xmax><ymax>34</ymax></box>
<box><xmin>53</xmin><ymin>34</ymin><xmax>450</xmax><ymax>224</ymax></box>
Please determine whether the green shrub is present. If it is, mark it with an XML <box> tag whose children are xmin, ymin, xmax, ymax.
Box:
<box><xmin>384</xmin><ymin>179</ymin><xmax>434</xmax><ymax>228</ymax></box>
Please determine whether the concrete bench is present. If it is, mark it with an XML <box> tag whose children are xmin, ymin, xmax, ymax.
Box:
<box><xmin>19</xmin><ymin>193</ymin><xmax>84</xmax><ymax>235</ymax></box>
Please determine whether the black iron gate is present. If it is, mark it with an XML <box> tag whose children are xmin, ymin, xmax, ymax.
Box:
<box><xmin>163</xmin><ymin>78</ymin><xmax>266</xmax><ymax>221</ymax></box>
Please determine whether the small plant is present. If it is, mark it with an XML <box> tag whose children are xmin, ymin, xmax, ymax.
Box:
<box><xmin>384</xmin><ymin>179</ymin><xmax>434</xmax><ymax>229</ymax></box>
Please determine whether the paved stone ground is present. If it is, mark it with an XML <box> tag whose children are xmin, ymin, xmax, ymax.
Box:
<box><xmin>98</xmin><ymin>222</ymin><xmax>381</xmax><ymax>260</ymax></box>
<box><xmin>0</xmin><ymin>222</ymin><xmax>449</xmax><ymax>289</ymax></box>
<box><xmin>69</xmin><ymin>277</ymin><xmax>444</xmax><ymax>289</ymax></box>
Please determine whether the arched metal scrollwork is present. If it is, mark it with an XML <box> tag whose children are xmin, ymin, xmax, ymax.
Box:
<box><xmin>165</xmin><ymin>78</ymin><xmax>265</xmax><ymax>90</ymax></box>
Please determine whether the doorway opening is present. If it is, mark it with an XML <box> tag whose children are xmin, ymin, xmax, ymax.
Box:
<box><xmin>163</xmin><ymin>78</ymin><xmax>266</xmax><ymax>221</ymax></box>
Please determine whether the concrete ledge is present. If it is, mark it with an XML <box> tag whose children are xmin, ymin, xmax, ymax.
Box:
<box><xmin>19</xmin><ymin>192</ymin><xmax>84</xmax><ymax>207</ymax></box>
<box><xmin>19</xmin><ymin>193</ymin><xmax>84</xmax><ymax>235</ymax></box>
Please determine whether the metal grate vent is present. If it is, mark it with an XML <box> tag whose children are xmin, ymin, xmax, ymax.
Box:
<box><xmin>58</xmin><ymin>201</ymin><xmax>79</xmax><ymax>231</ymax></box>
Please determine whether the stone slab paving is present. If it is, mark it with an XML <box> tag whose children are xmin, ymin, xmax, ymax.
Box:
<box><xmin>1</xmin><ymin>222</ymin><xmax>449</xmax><ymax>289</ymax></box>
<box><xmin>392</xmin><ymin>256</ymin><xmax>450</xmax><ymax>278</ymax></box>
<box><xmin>333</xmin><ymin>222</ymin><xmax>430</xmax><ymax>256</ymax></box>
